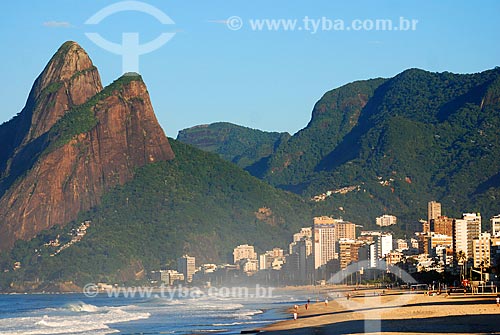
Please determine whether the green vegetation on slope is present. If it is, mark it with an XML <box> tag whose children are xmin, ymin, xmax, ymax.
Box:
<box><xmin>0</xmin><ymin>139</ymin><xmax>312</xmax><ymax>286</ymax></box>
<box><xmin>260</xmin><ymin>78</ymin><xmax>386</xmax><ymax>189</ymax></box>
<box><xmin>179</xmin><ymin>68</ymin><xmax>500</xmax><ymax>231</ymax></box>
<box><xmin>177</xmin><ymin>122</ymin><xmax>291</xmax><ymax>171</ymax></box>
<box><xmin>46</xmin><ymin>73</ymin><xmax>143</xmax><ymax>150</ymax></box>
<box><xmin>276</xmin><ymin>68</ymin><xmax>500</xmax><ymax>228</ymax></box>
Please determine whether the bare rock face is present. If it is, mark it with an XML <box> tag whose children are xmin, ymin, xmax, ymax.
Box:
<box><xmin>0</xmin><ymin>42</ymin><xmax>174</xmax><ymax>250</ymax></box>
<box><xmin>27</xmin><ymin>41</ymin><xmax>103</xmax><ymax>141</ymax></box>
<box><xmin>0</xmin><ymin>42</ymin><xmax>102</xmax><ymax>189</ymax></box>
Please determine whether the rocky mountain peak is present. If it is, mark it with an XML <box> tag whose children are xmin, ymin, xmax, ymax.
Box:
<box><xmin>0</xmin><ymin>42</ymin><xmax>174</xmax><ymax>250</ymax></box>
<box><xmin>26</xmin><ymin>41</ymin><xmax>103</xmax><ymax>141</ymax></box>
<box><xmin>35</xmin><ymin>41</ymin><xmax>98</xmax><ymax>95</ymax></box>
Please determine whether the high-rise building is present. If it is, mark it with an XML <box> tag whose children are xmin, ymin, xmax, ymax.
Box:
<box><xmin>461</xmin><ymin>213</ymin><xmax>481</xmax><ymax>227</ymax></box>
<box><xmin>375</xmin><ymin>215</ymin><xmax>397</xmax><ymax>227</ymax></box>
<box><xmin>473</xmin><ymin>233</ymin><xmax>491</xmax><ymax>268</ymax></box>
<box><xmin>288</xmin><ymin>227</ymin><xmax>314</xmax><ymax>283</ymax></box>
<box><xmin>338</xmin><ymin>239</ymin><xmax>364</xmax><ymax>269</ymax></box>
<box><xmin>428</xmin><ymin>201</ymin><xmax>442</xmax><ymax>222</ymax></box>
<box><xmin>431</xmin><ymin>216</ymin><xmax>454</xmax><ymax>236</ymax></box>
<box><xmin>335</xmin><ymin>221</ymin><xmax>356</xmax><ymax>240</ymax></box>
<box><xmin>454</xmin><ymin>213</ymin><xmax>481</xmax><ymax>260</ymax></box>
<box><xmin>454</xmin><ymin>219</ymin><xmax>468</xmax><ymax>258</ymax></box>
<box><xmin>369</xmin><ymin>243</ymin><xmax>378</xmax><ymax>268</ymax></box>
<box><xmin>233</xmin><ymin>244</ymin><xmax>257</xmax><ymax>264</ymax></box>
<box><xmin>378</xmin><ymin>233</ymin><xmax>393</xmax><ymax>258</ymax></box>
<box><xmin>491</xmin><ymin>215</ymin><xmax>500</xmax><ymax>237</ymax></box>
<box><xmin>313</xmin><ymin>216</ymin><xmax>356</xmax><ymax>269</ymax></box>
<box><xmin>297</xmin><ymin>237</ymin><xmax>313</xmax><ymax>282</ymax></box>
<box><xmin>313</xmin><ymin>216</ymin><xmax>337</xmax><ymax>269</ymax></box>
<box><xmin>177</xmin><ymin>255</ymin><xmax>196</xmax><ymax>283</ymax></box>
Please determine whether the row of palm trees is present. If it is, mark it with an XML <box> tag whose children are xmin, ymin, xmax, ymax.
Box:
<box><xmin>457</xmin><ymin>250</ymin><xmax>490</xmax><ymax>282</ymax></box>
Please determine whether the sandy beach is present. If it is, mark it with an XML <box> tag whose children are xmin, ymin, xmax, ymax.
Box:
<box><xmin>260</xmin><ymin>287</ymin><xmax>500</xmax><ymax>334</ymax></box>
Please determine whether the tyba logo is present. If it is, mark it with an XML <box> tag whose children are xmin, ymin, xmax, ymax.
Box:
<box><xmin>85</xmin><ymin>1</ymin><xmax>175</xmax><ymax>74</ymax></box>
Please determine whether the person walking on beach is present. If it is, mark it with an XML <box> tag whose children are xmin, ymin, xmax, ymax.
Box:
<box><xmin>496</xmin><ymin>295</ymin><xmax>499</xmax><ymax>307</ymax></box>
<box><xmin>293</xmin><ymin>311</ymin><xmax>298</xmax><ymax>320</ymax></box>
<box><xmin>324</xmin><ymin>298</ymin><xmax>328</xmax><ymax>306</ymax></box>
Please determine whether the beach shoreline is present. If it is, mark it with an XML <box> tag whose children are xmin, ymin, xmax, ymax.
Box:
<box><xmin>257</xmin><ymin>287</ymin><xmax>500</xmax><ymax>335</ymax></box>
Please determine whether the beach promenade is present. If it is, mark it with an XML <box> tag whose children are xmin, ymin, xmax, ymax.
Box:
<box><xmin>261</xmin><ymin>288</ymin><xmax>500</xmax><ymax>335</ymax></box>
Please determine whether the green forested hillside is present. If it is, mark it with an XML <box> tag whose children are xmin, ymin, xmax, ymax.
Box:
<box><xmin>259</xmin><ymin>78</ymin><xmax>387</xmax><ymax>189</ymax></box>
<box><xmin>0</xmin><ymin>140</ymin><xmax>311</xmax><ymax>286</ymax></box>
<box><xmin>179</xmin><ymin>68</ymin><xmax>500</xmax><ymax>230</ymax></box>
<box><xmin>177</xmin><ymin>122</ymin><xmax>290</xmax><ymax>171</ymax></box>
<box><xmin>279</xmin><ymin>68</ymin><xmax>500</xmax><ymax>227</ymax></box>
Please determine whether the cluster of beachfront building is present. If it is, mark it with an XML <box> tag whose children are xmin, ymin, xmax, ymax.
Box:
<box><xmin>150</xmin><ymin>201</ymin><xmax>500</xmax><ymax>286</ymax></box>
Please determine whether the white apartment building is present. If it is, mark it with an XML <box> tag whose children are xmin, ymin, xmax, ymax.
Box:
<box><xmin>376</xmin><ymin>214</ymin><xmax>397</xmax><ymax>227</ymax></box>
<box><xmin>313</xmin><ymin>216</ymin><xmax>337</xmax><ymax>269</ymax></box>
<box><xmin>378</xmin><ymin>233</ymin><xmax>393</xmax><ymax>258</ymax></box>
<box><xmin>454</xmin><ymin>213</ymin><xmax>481</xmax><ymax>260</ymax></box>
<box><xmin>233</xmin><ymin>244</ymin><xmax>257</xmax><ymax>264</ymax></box>
<box><xmin>491</xmin><ymin>214</ymin><xmax>500</xmax><ymax>237</ymax></box>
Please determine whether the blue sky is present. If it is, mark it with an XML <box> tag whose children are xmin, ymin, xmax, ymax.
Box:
<box><xmin>1</xmin><ymin>0</ymin><xmax>499</xmax><ymax>138</ymax></box>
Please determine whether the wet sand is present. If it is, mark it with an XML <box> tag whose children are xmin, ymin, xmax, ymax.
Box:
<box><xmin>260</xmin><ymin>288</ymin><xmax>500</xmax><ymax>334</ymax></box>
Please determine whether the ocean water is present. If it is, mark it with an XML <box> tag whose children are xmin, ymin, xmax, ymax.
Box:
<box><xmin>0</xmin><ymin>287</ymin><xmax>308</xmax><ymax>335</ymax></box>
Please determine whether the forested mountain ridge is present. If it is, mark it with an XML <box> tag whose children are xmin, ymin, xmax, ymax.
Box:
<box><xmin>181</xmin><ymin>68</ymin><xmax>500</xmax><ymax>228</ymax></box>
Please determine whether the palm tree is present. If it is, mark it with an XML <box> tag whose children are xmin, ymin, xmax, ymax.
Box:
<box><xmin>456</xmin><ymin>250</ymin><xmax>467</xmax><ymax>280</ymax></box>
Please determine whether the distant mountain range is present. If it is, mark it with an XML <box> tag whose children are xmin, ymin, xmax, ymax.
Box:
<box><xmin>0</xmin><ymin>42</ymin><xmax>311</xmax><ymax>288</ymax></box>
<box><xmin>178</xmin><ymin>67</ymin><xmax>500</xmax><ymax>229</ymax></box>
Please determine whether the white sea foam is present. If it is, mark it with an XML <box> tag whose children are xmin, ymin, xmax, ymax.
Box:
<box><xmin>66</xmin><ymin>302</ymin><xmax>100</xmax><ymax>313</ymax></box>
<box><xmin>194</xmin><ymin>302</ymin><xmax>245</xmax><ymax>310</ymax></box>
<box><xmin>0</xmin><ymin>305</ymin><xmax>150</xmax><ymax>335</ymax></box>
<box><xmin>228</xmin><ymin>309</ymin><xmax>264</xmax><ymax>320</ymax></box>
